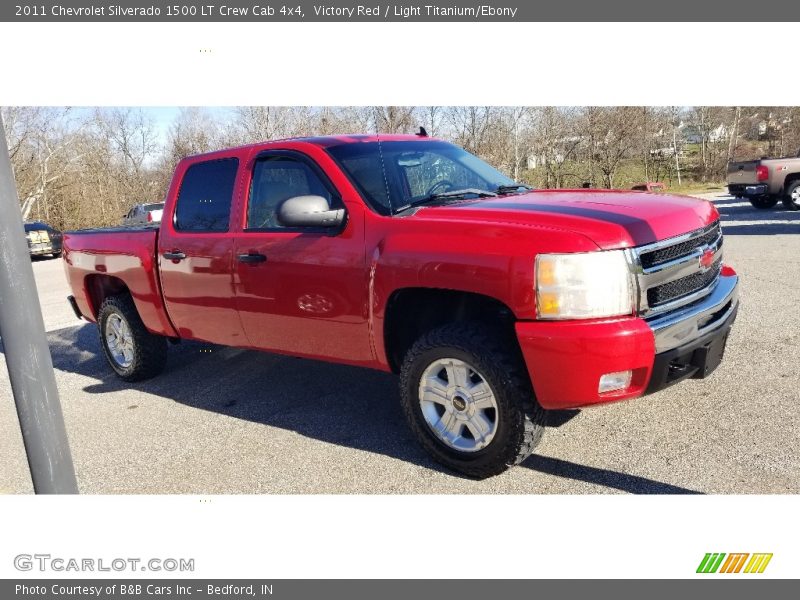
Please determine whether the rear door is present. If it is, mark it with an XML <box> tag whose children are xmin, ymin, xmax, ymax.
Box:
<box><xmin>157</xmin><ymin>155</ymin><xmax>248</xmax><ymax>346</ymax></box>
<box><xmin>231</xmin><ymin>149</ymin><xmax>373</xmax><ymax>365</ymax></box>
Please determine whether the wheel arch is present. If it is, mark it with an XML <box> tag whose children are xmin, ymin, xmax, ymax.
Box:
<box><xmin>382</xmin><ymin>287</ymin><xmax>518</xmax><ymax>373</ymax></box>
<box><xmin>84</xmin><ymin>274</ymin><xmax>130</xmax><ymax>318</ymax></box>
<box><xmin>782</xmin><ymin>175</ymin><xmax>800</xmax><ymax>210</ymax></box>
<box><xmin>783</xmin><ymin>173</ymin><xmax>800</xmax><ymax>193</ymax></box>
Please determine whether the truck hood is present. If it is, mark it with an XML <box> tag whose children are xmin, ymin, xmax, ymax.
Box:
<box><xmin>411</xmin><ymin>189</ymin><xmax>718</xmax><ymax>249</ymax></box>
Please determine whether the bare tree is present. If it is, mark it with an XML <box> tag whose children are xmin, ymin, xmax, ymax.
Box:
<box><xmin>446</xmin><ymin>106</ymin><xmax>495</xmax><ymax>156</ymax></box>
<box><xmin>171</xmin><ymin>108</ymin><xmax>228</xmax><ymax>155</ymax></box>
<box><xmin>2</xmin><ymin>107</ymin><xmax>79</xmax><ymax>221</ymax></box>
<box><xmin>528</xmin><ymin>107</ymin><xmax>582</xmax><ymax>188</ymax></box>
<box><xmin>502</xmin><ymin>107</ymin><xmax>532</xmax><ymax>181</ymax></box>
<box><xmin>231</xmin><ymin>106</ymin><xmax>297</xmax><ymax>143</ymax></box>
<box><xmin>93</xmin><ymin>108</ymin><xmax>157</xmax><ymax>177</ymax></box>
<box><xmin>422</xmin><ymin>106</ymin><xmax>443</xmax><ymax>137</ymax></box>
<box><xmin>583</xmin><ymin>106</ymin><xmax>642</xmax><ymax>188</ymax></box>
<box><xmin>372</xmin><ymin>106</ymin><xmax>417</xmax><ymax>134</ymax></box>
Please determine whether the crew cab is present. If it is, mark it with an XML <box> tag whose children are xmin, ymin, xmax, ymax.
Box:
<box><xmin>727</xmin><ymin>150</ymin><xmax>800</xmax><ymax>210</ymax></box>
<box><xmin>63</xmin><ymin>134</ymin><xmax>740</xmax><ymax>478</ymax></box>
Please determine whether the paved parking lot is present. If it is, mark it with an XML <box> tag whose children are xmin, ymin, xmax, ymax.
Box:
<box><xmin>1</xmin><ymin>193</ymin><xmax>799</xmax><ymax>494</ymax></box>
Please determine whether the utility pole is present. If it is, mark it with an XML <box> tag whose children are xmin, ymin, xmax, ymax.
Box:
<box><xmin>0</xmin><ymin>113</ymin><xmax>78</xmax><ymax>494</ymax></box>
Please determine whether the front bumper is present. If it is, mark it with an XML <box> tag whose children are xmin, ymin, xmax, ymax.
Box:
<box><xmin>515</xmin><ymin>271</ymin><xmax>739</xmax><ymax>409</ymax></box>
<box><xmin>646</xmin><ymin>301</ymin><xmax>737</xmax><ymax>394</ymax></box>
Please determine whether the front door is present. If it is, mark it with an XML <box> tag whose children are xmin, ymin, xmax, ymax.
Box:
<box><xmin>232</xmin><ymin>151</ymin><xmax>373</xmax><ymax>365</ymax></box>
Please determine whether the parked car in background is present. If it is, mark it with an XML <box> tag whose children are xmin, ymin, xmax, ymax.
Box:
<box><xmin>24</xmin><ymin>221</ymin><xmax>63</xmax><ymax>258</ymax></box>
<box><xmin>62</xmin><ymin>134</ymin><xmax>739</xmax><ymax>478</ymax></box>
<box><xmin>727</xmin><ymin>150</ymin><xmax>800</xmax><ymax>210</ymax></box>
<box><xmin>632</xmin><ymin>182</ymin><xmax>666</xmax><ymax>193</ymax></box>
<box><xmin>122</xmin><ymin>202</ymin><xmax>165</xmax><ymax>225</ymax></box>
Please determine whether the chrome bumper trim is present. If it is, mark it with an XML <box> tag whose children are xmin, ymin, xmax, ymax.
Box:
<box><xmin>745</xmin><ymin>184</ymin><xmax>768</xmax><ymax>195</ymax></box>
<box><xmin>646</xmin><ymin>274</ymin><xmax>739</xmax><ymax>353</ymax></box>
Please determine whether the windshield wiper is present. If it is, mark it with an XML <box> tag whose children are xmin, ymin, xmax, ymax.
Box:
<box><xmin>496</xmin><ymin>183</ymin><xmax>533</xmax><ymax>194</ymax></box>
<box><xmin>395</xmin><ymin>188</ymin><xmax>497</xmax><ymax>213</ymax></box>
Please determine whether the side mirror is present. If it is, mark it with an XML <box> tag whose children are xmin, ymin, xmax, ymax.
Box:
<box><xmin>277</xmin><ymin>195</ymin><xmax>345</xmax><ymax>229</ymax></box>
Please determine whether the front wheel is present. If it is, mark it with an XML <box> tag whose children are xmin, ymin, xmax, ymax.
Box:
<box><xmin>98</xmin><ymin>293</ymin><xmax>167</xmax><ymax>381</ymax></box>
<box><xmin>749</xmin><ymin>195</ymin><xmax>778</xmax><ymax>209</ymax></box>
<box><xmin>399</xmin><ymin>323</ymin><xmax>546</xmax><ymax>479</ymax></box>
<box><xmin>782</xmin><ymin>181</ymin><xmax>800</xmax><ymax>211</ymax></box>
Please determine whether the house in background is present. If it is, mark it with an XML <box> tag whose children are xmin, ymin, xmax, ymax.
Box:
<box><xmin>678</xmin><ymin>122</ymin><xmax>728</xmax><ymax>144</ymax></box>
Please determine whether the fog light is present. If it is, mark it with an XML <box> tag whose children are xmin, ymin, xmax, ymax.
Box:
<box><xmin>598</xmin><ymin>370</ymin><xmax>633</xmax><ymax>394</ymax></box>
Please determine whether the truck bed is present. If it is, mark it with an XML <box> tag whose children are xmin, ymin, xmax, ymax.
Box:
<box><xmin>62</xmin><ymin>225</ymin><xmax>177</xmax><ymax>337</ymax></box>
<box><xmin>64</xmin><ymin>223</ymin><xmax>160</xmax><ymax>235</ymax></box>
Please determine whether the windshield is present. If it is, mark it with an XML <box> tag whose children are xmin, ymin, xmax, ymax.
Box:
<box><xmin>326</xmin><ymin>140</ymin><xmax>516</xmax><ymax>214</ymax></box>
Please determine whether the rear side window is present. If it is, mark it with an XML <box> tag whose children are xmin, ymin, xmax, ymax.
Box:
<box><xmin>174</xmin><ymin>158</ymin><xmax>239</xmax><ymax>232</ymax></box>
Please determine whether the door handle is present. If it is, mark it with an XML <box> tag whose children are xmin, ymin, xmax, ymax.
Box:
<box><xmin>162</xmin><ymin>250</ymin><xmax>186</xmax><ymax>261</ymax></box>
<box><xmin>237</xmin><ymin>252</ymin><xmax>267</xmax><ymax>264</ymax></box>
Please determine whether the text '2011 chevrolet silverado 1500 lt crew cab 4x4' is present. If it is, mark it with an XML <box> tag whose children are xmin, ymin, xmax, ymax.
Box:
<box><xmin>63</xmin><ymin>134</ymin><xmax>740</xmax><ymax>478</ymax></box>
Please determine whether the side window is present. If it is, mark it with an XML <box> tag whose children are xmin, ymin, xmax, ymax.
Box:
<box><xmin>174</xmin><ymin>158</ymin><xmax>239</xmax><ymax>232</ymax></box>
<box><xmin>247</xmin><ymin>156</ymin><xmax>333</xmax><ymax>230</ymax></box>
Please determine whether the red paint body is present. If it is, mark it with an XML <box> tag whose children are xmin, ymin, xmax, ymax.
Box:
<box><xmin>63</xmin><ymin>135</ymin><xmax>727</xmax><ymax>409</ymax></box>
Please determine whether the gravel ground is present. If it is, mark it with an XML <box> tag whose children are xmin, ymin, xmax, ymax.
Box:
<box><xmin>1</xmin><ymin>193</ymin><xmax>798</xmax><ymax>494</ymax></box>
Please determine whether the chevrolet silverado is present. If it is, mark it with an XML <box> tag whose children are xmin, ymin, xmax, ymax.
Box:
<box><xmin>63</xmin><ymin>134</ymin><xmax>739</xmax><ymax>478</ymax></box>
<box><xmin>727</xmin><ymin>150</ymin><xmax>800</xmax><ymax>210</ymax></box>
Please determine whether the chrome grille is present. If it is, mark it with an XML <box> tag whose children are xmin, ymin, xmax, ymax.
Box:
<box><xmin>630</xmin><ymin>220</ymin><xmax>723</xmax><ymax>316</ymax></box>
<box><xmin>647</xmin><ymin>259</ymin><xmax>722</xmax><ymax>307</ymax></box>
<box><xmin>639</xmin><ymin>222</ymin><xmax>721</xmax><ymax>269</ymax></box>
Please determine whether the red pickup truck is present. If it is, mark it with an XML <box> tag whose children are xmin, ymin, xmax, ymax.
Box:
<box><xmin>63</xmin><ymin>134</ymin><xmax>739</xmax><ymax>478</ymax></box>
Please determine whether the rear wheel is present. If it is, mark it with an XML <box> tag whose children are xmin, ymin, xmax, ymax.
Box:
<box><xmin>782</xmin><ymin>180</ymin><xmax>800</xmax><ymax>211</ymax></box>
<box><xmin>749</xmin><ymin>195</ymin><xmax>778</xmax><ymax>209</ymax></box>
<box><xmin>399</xmin><ymin>323</ymin><xmax>546</xmax><ymax>479</ymax></box>
<box><xmin>98</xmin><ymin>294</ymin><xmax>167</xmax><ymax>381</ymax></box>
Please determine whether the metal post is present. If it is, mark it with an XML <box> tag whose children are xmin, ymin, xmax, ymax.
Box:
<box><xmin>0</xmin><ymin>113</ymin><xmax>78</xmax><ymax>494</ymax></box>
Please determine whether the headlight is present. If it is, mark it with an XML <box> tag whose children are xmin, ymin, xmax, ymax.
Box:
<box><xmin>535</xmin><ymin>250</ymin><xmax>634</xmax><ymax>319</ymax></box>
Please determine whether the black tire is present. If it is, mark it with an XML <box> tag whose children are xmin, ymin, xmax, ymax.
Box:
<box><xmin>399</xmin><ymin>322</ymin><xmax>546</xmax><ymax>479</ymax></box>
<box><xmin>749</xmin><ymin>195</ymin><xmax>778</xmax><ymax>209</ymax></box>
<box><xmin>782</xmin><ymin>180</ymin><xmax>800</xmax><ymax>211</ymax></box>
<box><xmin>97</xmin><ymin>293</ymin><xmax>167</xmax><ymax>382</ymax></box>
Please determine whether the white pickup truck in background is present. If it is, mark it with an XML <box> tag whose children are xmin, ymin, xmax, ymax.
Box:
<box><xmin>122</xmin><ymin>202</ymin><xmax>165</xmax><ymax>225</ymax></box>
